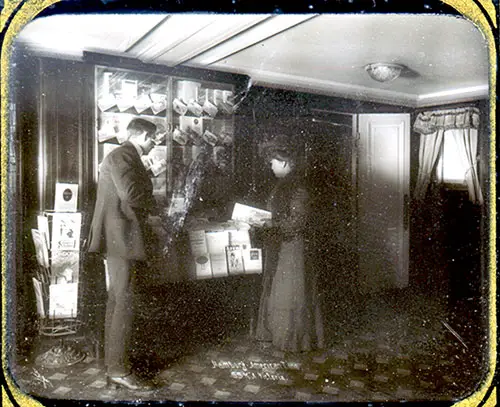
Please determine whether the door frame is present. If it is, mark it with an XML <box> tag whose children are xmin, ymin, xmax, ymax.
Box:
<box><xmin>353</xmin><ymin>113</ymin><xmax>411</xmax><ymax>292</ymax></box>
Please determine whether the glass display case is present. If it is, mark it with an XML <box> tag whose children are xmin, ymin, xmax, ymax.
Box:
<box><xmin>94</xmin><ymin>65</ymin><xmax>236</xmax><ymax>206</ymax></box>
<box><xmin>95</xmin><ymin>66</ymin><xmax>170</xmax><ymax>198</ymax></box>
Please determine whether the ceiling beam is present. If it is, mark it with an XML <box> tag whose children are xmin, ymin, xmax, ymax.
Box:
<box><xmin>127</xmin><ymin>14</ymin><xmax>220</xmax><ymax>62</ymax></box>
<box><xmin>188</xmin><ymin>14</ymin><xmax>319</xmax><ymax>66</ymax></box>
<box><xmin>125</xmin><ymin>15</ymin><xmax>172</xmax><ymax>53</ymax></box>
<box><xmin>165</xmin><ymin>14</ymin><xmax>274</xmax><ymax>67</ymax></box>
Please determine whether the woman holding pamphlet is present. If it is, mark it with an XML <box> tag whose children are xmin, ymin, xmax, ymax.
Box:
<box><xmin>255</xmin><ymin>134</ymin><xmax>324</xmax><ymax>352</ymax></box>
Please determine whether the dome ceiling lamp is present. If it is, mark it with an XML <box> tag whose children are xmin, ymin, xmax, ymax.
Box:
<box><xmin>364</xmin><ymin>62</ymin><xmax>405</xmax><ymax>83</ymax></box>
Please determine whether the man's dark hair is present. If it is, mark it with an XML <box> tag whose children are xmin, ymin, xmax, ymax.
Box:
<box><xmin>127</xmin><ymin>118</ymin><xmax>157</xmax><ymax>139</ymax></box>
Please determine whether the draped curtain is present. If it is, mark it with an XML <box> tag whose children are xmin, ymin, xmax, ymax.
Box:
<box><xmin>450</xmin><ymin>128</ymin><xmax>483</xmax><ymax>205</ymax></box>
<box><xmin>413</xmin><ymin>107</ymin><xmax>483</xmax><ymax>205</ymax></box>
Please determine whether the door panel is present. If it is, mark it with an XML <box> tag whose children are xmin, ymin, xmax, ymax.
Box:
<box><xmin>356</xmin><ymin>114</ymin><xmax>410</xmax><ymax>293</ymax></box>
<box><xmin>304</xmin><ymin>119</ymin><xmax>357</xmax><ymax>281</ymax></box>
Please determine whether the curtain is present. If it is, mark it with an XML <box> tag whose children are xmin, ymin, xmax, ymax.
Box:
<box><xmin>413</xmin><ymin>107</ymin><xmax>482</xmax><ymax>204</ymax></box>
<box><xmin>450</xmin><ymin>128</ymin><xmax>484</xmax><ymax>205</ymax></box>
<box><xmin>413</xmin><ymin>107</ymin><xmax>480</xmax><ymax>135</ymax></box>
<box><xmin>414</xmin><ymin>129</ymin><xmax>445</xmax><ymax>199</ymax></box>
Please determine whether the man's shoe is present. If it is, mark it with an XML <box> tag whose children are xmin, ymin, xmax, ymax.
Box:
<box><xmin>107</xmin><ymin>374</ymin><xmax>152</xmax><ymax>391</ymax></box>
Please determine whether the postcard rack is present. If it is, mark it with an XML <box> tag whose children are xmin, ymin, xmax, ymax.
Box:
<box><xmin>33</xmin><ymin>259</ymin><xmax>81</xmax><ymax>337</ymax></box>
<box><xmin>31</xmin><ymin>209</ymin><xmax>86</xmax><ymax>367</ymax></box>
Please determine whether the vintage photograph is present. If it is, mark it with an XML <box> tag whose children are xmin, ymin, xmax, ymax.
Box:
<box><xmin>2</xmin><ymin>2</ymin><xmax>496</xmax><ymax>405</ymax></box>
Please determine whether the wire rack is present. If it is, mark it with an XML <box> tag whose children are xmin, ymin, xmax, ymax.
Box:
<box><xmin>32</xmin><ymin>211</ymin><xmax>86</xmax><ymax>366</ymax></box>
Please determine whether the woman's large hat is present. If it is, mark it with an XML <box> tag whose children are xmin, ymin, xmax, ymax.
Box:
<box><xmin>259</xmin><ymin>133</ymin><xmax>297</xmax><ymax>162</ymax></box>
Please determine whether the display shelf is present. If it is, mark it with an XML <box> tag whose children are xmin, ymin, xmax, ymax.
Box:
<box><xmin>95</xmin><ymin>65</ymin><xmax>238</xmax><ymax>200</ymax></box>
<box><xmin>95</xmin><ymin>66</ymin><xmax>170</xmax><ymax>197</ymax></box>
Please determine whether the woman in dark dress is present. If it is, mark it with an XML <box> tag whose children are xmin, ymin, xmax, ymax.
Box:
<box><xmin>255</xmin><ymin>137</ymin><xmax>324</xmax><ymax>352</ymax></box>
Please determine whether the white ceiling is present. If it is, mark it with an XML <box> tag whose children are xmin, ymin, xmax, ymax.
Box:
<box><xmin>13</xmin><ymin>13</ymin><xmax>490</xmax><ymax>107</ymax></box>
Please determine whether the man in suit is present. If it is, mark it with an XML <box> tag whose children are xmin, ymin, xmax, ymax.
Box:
<box><xmin>88</xmin><ymin>118</ymin><xmax>158</xmax><ymax>390</ymax></box>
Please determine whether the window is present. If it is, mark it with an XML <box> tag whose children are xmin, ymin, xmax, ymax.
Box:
<box><xmin>436</xmin><ymin>129</ymin><xmax>477</xmax><ymax>188</ymax></box>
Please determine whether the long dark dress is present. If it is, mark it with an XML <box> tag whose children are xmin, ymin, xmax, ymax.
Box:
<box><xmin>256</xmin><ymin>173</ymin><xmax>324</xmax><ymax>352</ymax></box>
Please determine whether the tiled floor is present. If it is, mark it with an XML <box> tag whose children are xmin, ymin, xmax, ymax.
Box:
<box><xmin>9</xmin><ymin>290</ymin><xmax>486</xmax><ymax>404</ymax></box>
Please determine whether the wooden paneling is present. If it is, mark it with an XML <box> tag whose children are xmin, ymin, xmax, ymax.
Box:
<box><xmin>39</xmin><ymin>58</ymin><xmax>94</xmax><ymax>213</ymax></box>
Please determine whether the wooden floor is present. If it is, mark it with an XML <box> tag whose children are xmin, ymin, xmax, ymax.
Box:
<box><xmin>8</xmin><ymin>288</ymin><xmax>488</xmax><ymax>404</ymax></box>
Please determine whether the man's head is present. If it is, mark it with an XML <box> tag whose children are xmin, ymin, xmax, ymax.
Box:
<box><xmin>127</xmin><ymin>118</ymin><xmax>157</xmax><ymax>155</ymax></box>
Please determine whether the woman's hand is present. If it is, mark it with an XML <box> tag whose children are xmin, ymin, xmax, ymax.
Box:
<box><xmin>262</xmin><ymin>219</ymin><xmax>274</xmax><ymax>228</ymax></box>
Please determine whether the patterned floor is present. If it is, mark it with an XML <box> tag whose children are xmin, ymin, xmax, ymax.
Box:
<box><xmin>9</xmin><ymin>292</ymin><xmax>486</xmax><ymax>404</ymax></box>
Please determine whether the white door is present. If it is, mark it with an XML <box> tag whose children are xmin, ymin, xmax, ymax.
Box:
<box><xmin>355</xmin><ymin>114</ymin><xmax>410</xmax><ymax>293</ymax></box>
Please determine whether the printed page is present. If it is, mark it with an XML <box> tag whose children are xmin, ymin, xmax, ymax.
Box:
<box><xmin>231</xmin><ymin>203</ymin><xmax>272</xmax><ymax>226</ymax></box>
<box><xmin>51</xmin><ymin>212</ymin><xmax>82</xmax><ymax>252</ymax></box>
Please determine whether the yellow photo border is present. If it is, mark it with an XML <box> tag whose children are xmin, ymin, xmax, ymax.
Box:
<box><xmin>1</xmin><ymin>1</ymin><xmax>496</xmax><ymax>406</ymax></box>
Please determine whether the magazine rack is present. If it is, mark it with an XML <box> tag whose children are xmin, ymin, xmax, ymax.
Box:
<box><xmin>32</xmin><ymin>210</ymin><xmax>86</xmax><ymax>368</ymax></box>
<box><xmin>34</xmin><ymin>263</ymin><xmax>82</xmax><ymax>337</ymax></box>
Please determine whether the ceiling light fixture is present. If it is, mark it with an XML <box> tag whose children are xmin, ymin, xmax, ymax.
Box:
<box><xmin>365</xmin><ymin>63</ymin><xmax>404</xmax><ymax>83</ymax></box>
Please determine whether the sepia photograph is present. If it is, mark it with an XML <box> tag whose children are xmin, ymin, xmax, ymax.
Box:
<box><xmin>1</xmin><ymin>1</ymin><xmax>497</xmax><ymax>406</ymax></box>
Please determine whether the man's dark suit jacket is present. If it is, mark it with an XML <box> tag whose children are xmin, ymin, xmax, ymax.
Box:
<box><xmin>88</xmin><ymin>141</ymin><xmax>156</xmax><ymax>261</ymax></box>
